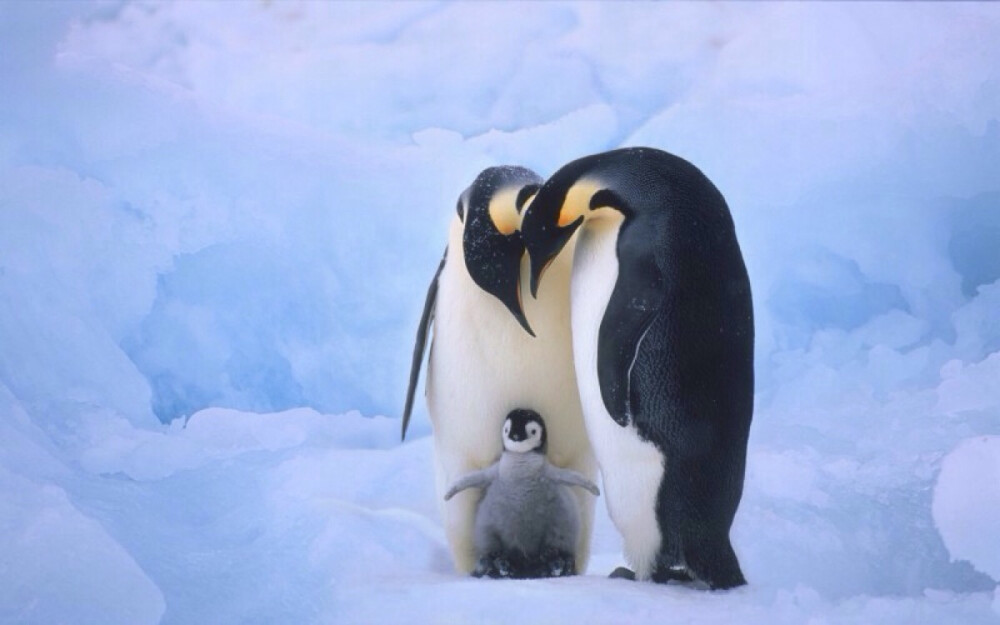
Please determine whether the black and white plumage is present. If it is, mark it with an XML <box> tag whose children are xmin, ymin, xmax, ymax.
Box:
<box><xmin>402</xmin><ymin>166</ymin><xmax>597</xmax><ymax>575</ymax></box>
<box><xmin>444</xmin><ymin>409</ymin><xmax>600</xmax><ymax>579</ymax></box>
<box><xmin>521</xmin><ymin>147</ymin><xmax>754</xmax><ymax>589</ymax></box>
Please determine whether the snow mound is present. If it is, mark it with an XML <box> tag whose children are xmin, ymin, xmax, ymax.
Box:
<box><xmin>933</xmin><ymin>436</ymin><xmax>1000</xmax><ymax>581</ymax></box>
<box><xmin>0</xmin><ymin>469</ymin><xmax>165</xmax><ymax>625</ymax></box>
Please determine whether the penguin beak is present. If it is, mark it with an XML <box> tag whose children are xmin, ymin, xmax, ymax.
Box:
<box><xmin>524</xmin><ymin>214</ymin><xmax>583</xmax><ymax>299</ymax></box>
<box><xmin>504</xmin><ymin>278</ymin><xmax>535</xmax><ymax>337</ymax></box>
<box><xmin>521</xmin><ymin>183</ymin><xmax>585</xmax><ymax>298</ymax></box>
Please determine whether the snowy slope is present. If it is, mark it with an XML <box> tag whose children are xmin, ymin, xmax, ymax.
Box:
<box><xmin>1</xmin><ymin>2</ymin><xmax>999</xmax><ymax>624</ymax></box>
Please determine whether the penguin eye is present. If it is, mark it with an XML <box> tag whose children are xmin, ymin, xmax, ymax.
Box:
<box><xmin>456</xmin><ymin>199</ymin><xmax>465</xmax><ymax>223</ymax></box>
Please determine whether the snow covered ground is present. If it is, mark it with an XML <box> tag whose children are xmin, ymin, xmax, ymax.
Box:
<box><xmin>1</xmin><ymin>2</ymin><xmax>999</xmax><ymax>623</ymax></box>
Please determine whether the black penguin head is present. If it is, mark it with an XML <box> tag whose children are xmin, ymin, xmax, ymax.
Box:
<box><xmin>521</xmin><ymin>152</ymin><xmax>635</xmax><ymax>298</ymax></box>
<box><xmin>461</xmin><ymin>166</ymin><xmax>542</xmax><ymax>336</ymax></box>
<box><xmin>502</xmin><ymin>408</ymin><xmax>547</xmax><ymax>454</ymax></box>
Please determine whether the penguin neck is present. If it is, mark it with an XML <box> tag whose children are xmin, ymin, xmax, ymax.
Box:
<box><xmin>570</xmin><ymin>214</ymin><xmax>625</xmax><ymax>315</ymax></box>
<box><xmin>568</xmin><ymin>213</ymin><xmax>624</xmax><ymax>426</ymax></box>
<box><xmin>500</xmin><ymin>449</ymin><xmax>545</xmax><ymax>475</ymax></box>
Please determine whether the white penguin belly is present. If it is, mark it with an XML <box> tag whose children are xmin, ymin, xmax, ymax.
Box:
<box><xmin>570</xmin><ymin>219</ymin><xmax>665</xmax><ymax>580</ymax></box>
<box><xmin>427</xmin><ymin>230</ymin><xmax>595</xmax><ymax>574</ymax></box>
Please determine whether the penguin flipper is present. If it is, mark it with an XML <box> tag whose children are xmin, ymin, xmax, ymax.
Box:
<box><xmin>596</xmin><ymin>244</ymin><xmax>664</xmax><ymax>427</ymax></box>
<box><xmin>443</xmin><ymin>464</ymin><xmax>498</xmax><ymax>500</ymax></box>
<box><xmin>401</xmin><ymin>253</ymin><xmax>445</xmax><ymax>440</ymax></box>
<box><xmin>545</xmin><ymin>464</ymin><xmax>600</xmax><ymax>496</ymax></box>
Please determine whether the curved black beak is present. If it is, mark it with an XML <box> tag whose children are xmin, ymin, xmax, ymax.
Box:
<box><xmin>503</xmin><ymin>271</ymin><xmax>535</xmax><ymax>337</ymax></box>
<box><xmin>523</xmin><ymin>209</ymin><xmax>583</xmax><ymax>298</ymax></box>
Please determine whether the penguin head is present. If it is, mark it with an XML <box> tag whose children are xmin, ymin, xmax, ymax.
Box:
<box><xmin>520</xmin><ymin>152</ymin><xmax>635</xmax><ymax>298</ymax></box>
<box><xmin>523</xmin><ymin>148</ymin><xmax>724</xmax><ymax>297</ymax></box>
<box><xmin>459</xmin><ymin>166</ymin><xmax>542</xmax><ymax>336</ymax></box>
<box><xmin>502</xmin><ymin>408</ymin><xmax>547</xmax><ymax>454</ymax></box>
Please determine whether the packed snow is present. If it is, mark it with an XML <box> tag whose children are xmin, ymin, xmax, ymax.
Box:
<box><xmin>1</xmin><ymin>2</ymin><xmax>999</xmax><ymax>624</ymax></box>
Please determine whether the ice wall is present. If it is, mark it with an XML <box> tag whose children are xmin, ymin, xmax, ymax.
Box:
<box><xmin>3</xmin><ymin>2</ymin><xmax>998</xmax><ymax>425</ymax></box>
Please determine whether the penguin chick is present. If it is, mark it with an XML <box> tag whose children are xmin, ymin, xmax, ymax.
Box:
<box><xmin>444</xmin><ymin>409</ymin><xmax>600</xmax><ymax>579</ymax></box>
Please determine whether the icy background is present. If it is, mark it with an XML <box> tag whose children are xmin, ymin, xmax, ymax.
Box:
<box><xmin>2</xmin><ymin>2</ymin><xmax>999</xmax><ymax>623</ymax></box>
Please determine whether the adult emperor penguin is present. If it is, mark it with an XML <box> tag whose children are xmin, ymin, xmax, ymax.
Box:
<box><xmin>401</xmin><ymin>166</ymin><xmax>596</xmax><ymax>575</ymax></box>
<box><xmin>520</xmin><ymin>147</ymin><xmax>754</xmax><ymax>589</ymax></box>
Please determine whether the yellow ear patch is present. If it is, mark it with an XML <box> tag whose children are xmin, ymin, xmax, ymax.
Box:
<box><xmin>488</xmin><ymin>187</ymin><xmax>522</xmax><ymax>235</ymax></box>
<box><xmin>558</xmin><ymin>179</ymin><xmax>603</xmax><ymax>227</ymax></box>
<box><xmin>557</xmin><ymin>209</ymin><xmax>578</xmax><ymax>228</ymax></box>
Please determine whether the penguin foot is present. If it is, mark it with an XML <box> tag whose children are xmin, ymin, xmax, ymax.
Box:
<box><xmin>543</xmin><ymin>550</ymin><xmax>577</xmax><ymax>578</ymax></box>
<box><xmin>472</xmin><ymin>554</ymin><xmax>513</xmax><ymax>579</ymax></box>
<box><xmin>494</xmin><ymin>549</ymin><xmax>576</xmax><ymax>579</ymax></box>
<box><xmin>698</xmin><ymin>569</ymin><xmax>746</xmax><ymax>591</ymax></box>
<box><xmin>651</xmin><ymin>565</ymin><xmax>694</xmax><ymax>584</ymax></box>
<box><xmin>476</xmin><ymin>549</ymin><xmax>580</xmax><ymax>579</ymax></box>
<box><xmin>609</xmin><ymin>567</ymin><xmax>636</xmax><ymax>581</ymax></box>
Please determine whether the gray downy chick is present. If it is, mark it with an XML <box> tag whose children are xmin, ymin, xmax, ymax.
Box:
<box><xmin>444</xmin><ymin>408</ymin><xmax>600</xmax><ymax>578</ymax></box>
